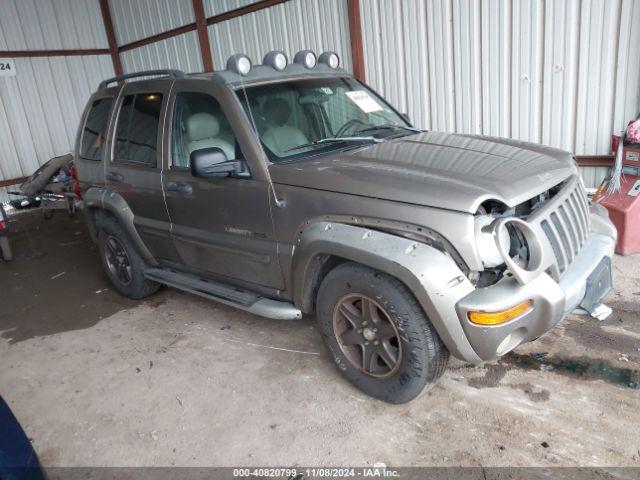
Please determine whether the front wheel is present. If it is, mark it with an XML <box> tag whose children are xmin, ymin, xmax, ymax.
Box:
<box><xmin>316</xmin><ymin>262</ymin><xmax>449</xmax><ymax>403</ymax></box>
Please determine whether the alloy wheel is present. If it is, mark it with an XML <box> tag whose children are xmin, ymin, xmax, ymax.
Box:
<box><xmin>104</xmin><ymin>235</ymin><xmax>132</xmax><ymax>286</ymax></box>
<box><xmin>332</xmin><ymin>293</ymin><xmax>402</xmax><ymax>378</ymax></box>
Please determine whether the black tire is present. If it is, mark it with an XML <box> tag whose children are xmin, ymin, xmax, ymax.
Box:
<box><xmin>316</xmin><ymin>262</ymin><xmax>449</xmax><ymax>404</ymax></box>
<box><xmin>98</xmin><ymin>215</ymin><xmax>159</xmax><ymax>299</ymax></box>
<box><xmin>0</xmin><ymin>237</ymin><xmax>13</xmax><ymax>261</ymax></box>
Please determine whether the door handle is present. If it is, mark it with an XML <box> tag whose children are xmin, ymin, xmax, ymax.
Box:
<box><xmin>166</xmin><ymin>181</ymin><xmax>193</xmax><ymax>194</ymax></box>
<box><xmin>106</xmin><ymin>171</ymin><xmax>124</xmax><ymax>182</ymax></box>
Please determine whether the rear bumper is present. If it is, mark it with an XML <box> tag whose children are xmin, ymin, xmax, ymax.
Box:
<box><xmin>455</xmin><ymin>230</ymin><xmax>615</xmax><ymax>362</ymax></box>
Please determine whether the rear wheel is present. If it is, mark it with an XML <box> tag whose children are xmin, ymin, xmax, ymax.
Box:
<box><xmin>316</xmin><ymin>262</ymin><xmax>449</xmax><ymax>403</ymax></box>
<box><xmin>98</xmin><ymin>216</ymin><xmax>159</xmax><ymax>299</ymax></box>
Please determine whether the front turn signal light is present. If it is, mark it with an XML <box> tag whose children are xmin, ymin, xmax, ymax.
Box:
<box><xmin>468</xmin><ymin>300</ymin><xmax>533</xmax><ymax>325</ymax></box>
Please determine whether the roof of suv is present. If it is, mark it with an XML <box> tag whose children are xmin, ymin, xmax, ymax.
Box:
<box><xmin>98</xmin><ymin>63</ymin><xmax>351</xmax><ymax>91</ymax></box>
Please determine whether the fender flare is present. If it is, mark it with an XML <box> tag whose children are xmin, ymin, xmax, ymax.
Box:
<box><xmin>291</xmin><ymin>221</ymin><xmax>482</xmax><ymax>363</ymax></box>
<box><xmin>83</xmin><ymin>186</ymin><xmax>158</xmax><ymax>266</ymax></box>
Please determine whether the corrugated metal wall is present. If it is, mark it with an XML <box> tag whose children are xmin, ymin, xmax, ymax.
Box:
<box><xmin>114</xmin><ymin>0</ymin><xmax>352</xmax><ymax>74</ymax></box>
<box><xmin>360</xmin><ymin>0</ymin><xmax>640</xmax><ymax>186</ymax></box>
<box><xmin>2</xmin><ymin>0</ymin><xmax>639</xmax><ymax>202</ymax></box>
<box><xmin>121</xmin><ymin>33</ymin><xmax>203</xmax><ymax>74</ymax></box>
<box><xmin>109</xmin><ymin>0</ymin><xmax>195</xmax><ymax>45</ymax></box>
<box><xmin>111</xmin><ymin>0</ymin><xmax>204</xmax><ymax>74</ymax></box>
<box><xmin>0</xmin><ymin>0</ymin><xmax>114</xmax><ymax>202</ymax></box>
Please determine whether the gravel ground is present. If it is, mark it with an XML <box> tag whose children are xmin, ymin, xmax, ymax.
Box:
<box><xmin>0</xmin><ymin>211</ymin><xmax>638</xmax><ymax>467</ymax></box>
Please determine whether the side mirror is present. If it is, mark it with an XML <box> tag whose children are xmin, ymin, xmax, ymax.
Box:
<box><xmin>190</xmin><ymin>147</ymin><xmax>241</xmax><ymax>178</ymax></box>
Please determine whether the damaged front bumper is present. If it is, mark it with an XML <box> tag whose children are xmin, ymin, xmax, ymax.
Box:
<box><xmin>455</xmin><ymin>229</ymin><xmax>615</xmax><ymax>362</ymax></box>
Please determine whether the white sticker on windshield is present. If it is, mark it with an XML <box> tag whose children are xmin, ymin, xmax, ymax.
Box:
<box><xmin>345</xmin><ymin>90</ymin><xmax>383</xmax><ymax>113</ymax></box>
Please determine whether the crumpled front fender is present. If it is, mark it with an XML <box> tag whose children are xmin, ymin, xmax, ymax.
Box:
<box><xmin>292</xmin><ymin>221</ymin><xmax>482</xmax><ymax>363</ymax></box>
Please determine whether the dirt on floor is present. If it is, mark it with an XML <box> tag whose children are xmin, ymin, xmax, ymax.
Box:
<box><xmin>0</xmin><ymin>211</ymin><xmax>639</xmax><ymax>467</ymax></box>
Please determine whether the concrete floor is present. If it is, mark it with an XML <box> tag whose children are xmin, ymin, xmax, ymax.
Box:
<box><xmin>0</xmin><ymin>211</ymin><xmax>639</xmax><ymax>467</ymax></box>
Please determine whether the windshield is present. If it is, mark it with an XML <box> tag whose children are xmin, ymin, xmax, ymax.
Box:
<box><xmin>236</xmin><ymin>78</ymin><xmax>415</xmax><ymax>162</ymax></box>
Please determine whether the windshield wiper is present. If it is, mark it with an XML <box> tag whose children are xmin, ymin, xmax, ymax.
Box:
<box><xmin>285</xmin><ymin>136</ymin><xmax>383</xmax><ymax>153</ymax></box>
<box><xmin>357</xmin><ymin>124</ymin><xmax>423</xmax><ymax>134</ymax></box>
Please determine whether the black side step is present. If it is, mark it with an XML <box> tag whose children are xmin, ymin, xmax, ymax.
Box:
<box><xmin>144</xmin><ymin>268</ymin><xmax>302</xmax><ymax>320</ymax></box>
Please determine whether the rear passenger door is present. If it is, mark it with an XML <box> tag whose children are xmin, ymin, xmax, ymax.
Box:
<box><xmin>107</xmin><ymin>81</ymin><xmax>179</xmax><ymax>264</ymax></box>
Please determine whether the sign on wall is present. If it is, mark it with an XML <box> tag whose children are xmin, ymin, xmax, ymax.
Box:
<box><xmin>0</xmin><ymin>59</ymin><xmax>16</xmax><ymax>77</ymax></box>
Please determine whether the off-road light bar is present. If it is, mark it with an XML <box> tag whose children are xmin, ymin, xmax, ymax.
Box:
<box><xmin>318</xmin><ymin>51</ymin><xmax>340</xmax><ymax>69</ymax></box>
<box><xmin>227</xmin><ymin>54</ymin><xmax>252</xmax><ymax>76</ymax></box>
<box><xmin>294</xmin><ymin>50</ymin><xmax>316</xmax><ymax>69</ymax></box>
<box><xmin>263</xmin><ymin>51</ymin><xmax>288</xmax><ymax>71</ymax></box>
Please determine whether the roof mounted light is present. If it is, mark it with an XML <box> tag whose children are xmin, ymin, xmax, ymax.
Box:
<box><xmin>294</xmin><ymin>50</ymin><xmax>316</xmax><ymax>69</ymax></box>
<box><xmin>226</xmin><ymin>54</ymin><xmax>252</xmax><ymax>76</ymax></box>
<box><xmin>263</xmin><ymin>51</ymin><xmax>288</xmax><ymax>71</ymax></box>
<box><xmin>318</xmin><ymin>51</ymin><xmax>339</xmax><ymax>69</ymax></box>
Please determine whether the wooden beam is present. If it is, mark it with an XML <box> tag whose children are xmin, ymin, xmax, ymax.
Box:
<box><xmin>575</xmin><ymin>155</ymin><xmax>615</xmax><ymax>168</ymax></box>
<box><xmin>0</xmin><ymin>177</ymin><xmax>27</xmax><ymax>188</ymax></box>
<box><xmin>347</xmin><ymin>0</ymin><xmax>365</xmax><ymax>81</ymax></box>
<box><xmin>0</xmin><ymin>49</ymin><xmax>109</xmax><ymax>57</ymax></box>
<box><xmin>98</xmin><ymin>0</ymin><xmax>123</xmax><ymax>76</ymax></box>
<box><xmin>192</xmin><ymin>0</ymin><xmax>214</xmax><ymax>72</ymax></box>
<box><xmin>205</xmin><ymin>0</ymin><xmax>290</xmax><ymax>26</ymax></box>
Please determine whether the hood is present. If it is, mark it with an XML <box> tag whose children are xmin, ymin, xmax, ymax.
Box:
<box><xmin>269</xmin><ymin>131</ymin><xmax>578</xmax><ymax>213</ymax></box>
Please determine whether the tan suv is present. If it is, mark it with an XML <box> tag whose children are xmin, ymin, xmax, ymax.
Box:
<box><xmin>75</xmin><ymin>51</ymin><xmax>617</xmax><ymax>403</ymax></box>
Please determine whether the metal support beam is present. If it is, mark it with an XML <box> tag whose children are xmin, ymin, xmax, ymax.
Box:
<box><xmin>575</xmin><ymin>155</ymin><xmax>615</xmax><ymax>168</ymax></box>
<box><xmin>347</xmin><ymin>0</ymin><xmax>365</xmax><ymax>81</ymax></box>
<box><xmin>99</xmin><ymin>0</ymin><xmax>123</xmax><ymax>76</ymax></box>
<box><xmin>117</xmin><ymin>1</ymin><xmax>292</xmax><ymax>55</ymax></box>
<box><xmin>192</xmin><ymin>0</ymin><xmax>214</xmax><ymax>72</ymax></box>
<box><xmin>205</xmin><ymin>0</ymin><xmax>290</xmax><ymax>26</ymax></box>
<box><xmin>118</xmin><ymin>23</ymin><xmax>196</xmax><ymax>53</ymax></box>
<box><xmin>0</xmin><ymin>49</ymin><xmax>109</xmax><ymax>58</ymax></box>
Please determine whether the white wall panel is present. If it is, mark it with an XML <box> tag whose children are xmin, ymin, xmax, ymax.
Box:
<box><xmin>109</xmin><ymin>0</ymin><xmax>195</xmax><ymax>45</ymax></box>
<box><xmin>207</xmin><ymin>0</ymin><xmax>352</xmax><ymax>73</ymax></box>
<box><xmin>0</xmin><ymin>0</ymin><xmax>113</xmax><ymax>200</ymax></box>
<box><xmin>360</xmin><ymin>0</ymin><xmax>640</xmax><ymax>153</ymax></box>
<box><xmin>203</xmin><ymin>0</ymin><xmax>257</xmax><ymax>18</ymax></box>
<box><xmin>0</xmin><ymin>57</ymin><xmax>115</xmax><ymax>183</ymax></box>
<box><xmin>0</xmin><ymin>0</ymin><xmax>108</xmax><ymax>50</ymax></box>
<box><xmin>120</xmin><ymin>31</ymin><xmax>203</xmax><ymax>73</ymax></box>
<box><xmin>360</xmin><ymin>0</ymin><xmax>640</xmax><ymax>187</ymax></box>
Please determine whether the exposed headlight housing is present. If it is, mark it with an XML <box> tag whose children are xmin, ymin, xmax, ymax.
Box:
<box><xmin>493</xmin><ymin>217</ymin><xmax>544</xmax><ymax>284</ymax></box>
<box><xmin>318</xmin><ymin>51</ymin><xmax>340</xmax><ymax>69</ymax></box>
<box><xmin>474</xmin><ymin>215</ymin><xmax>510</xmax><ymax>268</ymax></box>
<box><xmin>227</xmin><ymin>54</ymin><xmax>252</xmax><ymax>76</ymax></box>
<box><xmin>294</xmin><ymin>50</ymin><xmax>316</xmax><ymax>69</ymax></box>
<box><xmin>263</xmin><ymin>51</ymin><xmax>288</xmax><ymax>71</ymax></box>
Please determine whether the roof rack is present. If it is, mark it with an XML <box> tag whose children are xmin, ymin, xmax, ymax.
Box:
<box><xmin>98</xmin><ymin>69</ymin><xmax>186</xmax><ymax>90</ymax></box>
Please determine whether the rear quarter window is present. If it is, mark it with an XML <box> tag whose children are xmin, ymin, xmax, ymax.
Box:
<box><xmin>79</xmin><ymin>97</ymin><xmax>114</xmax><ymax>161</ymax></box>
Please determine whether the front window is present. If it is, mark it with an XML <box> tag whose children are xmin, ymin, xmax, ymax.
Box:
<box><xmin>171</xmin><ymin>92</ymin><xmax>239</xmax><ymax>168</ymax></box>
<box><xmin>237</xmin><ymin>78</ymin><xmax>414</xmax><ymax>162</ymax></box>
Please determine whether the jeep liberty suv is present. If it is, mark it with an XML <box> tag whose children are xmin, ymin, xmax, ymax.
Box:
<box><xmin>75</xmin><ymin>51</ymin><xmax>617</xmax><ymax>404</ymax></box>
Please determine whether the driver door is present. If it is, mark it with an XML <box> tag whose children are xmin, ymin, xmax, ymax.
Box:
<box><xmin>161</xmin><ymin>84</ymin><xmax>284</xmax><ymax>291</ymax></box>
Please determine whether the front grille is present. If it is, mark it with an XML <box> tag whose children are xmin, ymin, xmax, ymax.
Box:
<box><xmin>537</xmin><ymin>178</ymin><xmax>591</xmax><ymax>275</ymax></box>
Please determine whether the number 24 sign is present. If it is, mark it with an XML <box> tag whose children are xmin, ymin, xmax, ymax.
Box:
<box><xmin>0</xmin><ymin>59</ymin><xmax>16</xmax><ymax>77</ymax></box>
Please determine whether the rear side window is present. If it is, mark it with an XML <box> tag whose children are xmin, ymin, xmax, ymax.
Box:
<box><xmin>114</xmin><ymin>93</ymin><xmax>163</xmax><ymax>167</ymax></box>
<box><xmin>80</xmin><ymin>98</ymin><xmax>113</xmax><ymax>161</ymax></box>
